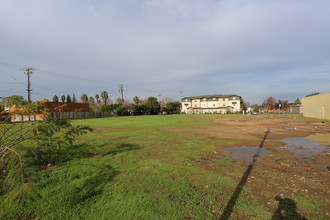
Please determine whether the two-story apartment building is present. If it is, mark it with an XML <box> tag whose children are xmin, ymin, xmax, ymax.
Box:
<box><xmin>181</xmin><ymin>94</ymin><xmax>242</xmax><ymax>114</ymax></box>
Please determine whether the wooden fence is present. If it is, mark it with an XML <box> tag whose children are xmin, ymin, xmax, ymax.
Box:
<box><xmin>46</xmin><ymin>112</ymin><xmax>113</xmax><ymax>120</ymax></box>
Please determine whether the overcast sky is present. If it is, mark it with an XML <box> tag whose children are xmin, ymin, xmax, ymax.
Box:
<box><xmin>1</xmin><ymin>0</ymin><xmax>330</xmax><ymax>104</ymax></box>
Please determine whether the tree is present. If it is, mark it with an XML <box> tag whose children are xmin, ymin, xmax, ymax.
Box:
<box><xmin>101</xmin><ymin>91</ymin><xmax>109</xmax><ymax>105</ymax></box>
<box><xmin>81</xmin><ymin>94</ymin><xmax>88</xmax><ymax>103</ymax></box>
<box><xmin>293</xmin><ymin>98</ymin><xmax>301</xmax><ymax>105</ymax></box>
<box><xmin>72</xmin><ymin>93</ymin><xmax>76</xmax><ymax>103</ymax></box>
<box><xmin>165</xmin><ymin>101</ymin><xmax>181</xmax><ymax>114</ymax></box>
<box><xmin>145</xmin><ymin>97</ymin><xmax>161</xmax><ymax>115</ymax></box>
<box><xmin>61</xmin><ymin>95</ymin><xmax>66</xmax><ymax>103</ymax></box>
<box><xmin>66</xmin><ymin>95</ymin><xmax>72</xmax><ymax>103</ymax></box>
<box><xmin>240</xmin><ymin>99</ymin><xmax>249</xmax><ymax>112</ymax></box>
<box><xmin>116</xmin><ymin>105</ymin><xmax>131</xmax><ymax>116</ymax></box>
<box><xmin>305</xmin><ymin>93</ymin><xmax>320</xmax><ymax>97</ymax></box>
<box><xmin>266</xmin><ymin>96</ymin><xmax>277</xmax><ymax>109</ymax></box>
<box><xmin>53</xmin><ymin>95</ymin><xmax>59</xmax><ymax>102</ymax></box>
<box><xmin>88</xmin><ymin>96</ymin><xmax>95</xmax><ymax>108</ymax></box>
<box><xmin>251</xmin><ymin>104</ymin><xmax>260</xmax><ymax>112</ymax></box>
<box><xmin>133</xmin><ymin>96</ymin><xmax>139</xmax><ymax>105</ymax></box>
<box><xmin>116</xmin><ymin>97</ymin><xmax>124</xmax><ymax>104</ymax></box>
<box><xmin>95</xmin><ymin>94</ymin><xmax>100</xmax><ymax>106</ymax></box>
<box><xmin>99</xmin><ymin>104</ymin><xmax>121</xmax><ymax>113</ymax></box>
<box><xmin>133</xmin><ymin>104</ymin><xmax>147</xmax><ymax>115</ymax></box>
<box><xmin>161</xmin><ymin>97</ymin><xmax>174</xmax><ymax>108</ymax></box>
<box><xmin>0</xmin><ymin>95</ymin><xmax>27</xmax><ymax>106</ymax></box>
<box><xmin>277</xmin><ymin>100</ymin><xmax>288</xmax><ymax>110</ymax></box>
<box><xmin>89</xmin><ymin>96</ymin><xmax>95</xmax><ymax>104</ymax></box>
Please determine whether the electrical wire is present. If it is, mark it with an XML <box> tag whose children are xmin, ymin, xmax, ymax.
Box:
<box><xmin>0</xmin><ymin>59</ymin><xmax>174</xmax><ymax>98</ymax></box>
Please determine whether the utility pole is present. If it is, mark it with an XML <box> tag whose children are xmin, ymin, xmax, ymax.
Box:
<box><xmin>158</xmin><ymin>94</ymin><xmax>161</xmax><ymax>102</ymax></box>
<box><xmin>119</xmin><ymin>85</ymin><xmax>124</xmax><ymax>103</ymax></box>
<box><xmin>24</xmin><ymin>67</ymin><xmax>34</xmax><ymax>103</ymax></box>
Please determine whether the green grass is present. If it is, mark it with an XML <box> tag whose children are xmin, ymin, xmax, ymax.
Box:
<box><xmin>295</xmin><ymin>195</ymin><xmax>326</xmax><ymax>213</ymax></box>
<box><xmin>0</xmin><ymin>115</ymin><xmax>327</xmax><ymax>219</ymax></box>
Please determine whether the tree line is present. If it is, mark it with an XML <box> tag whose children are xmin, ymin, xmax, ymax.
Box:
<box><xmin>245</xmin><ymin>96</ymin><xmax>302</xmax><ymax>113</ymax></box>
<box><xmin>51</xmin><ymin>91</ymin><xmax>180</xmax><ymax>115</ymax></box>
<box><xmin>1</xmin><ymin>92</ymin><xmax>181</xmax><ymax>116</ymax></box>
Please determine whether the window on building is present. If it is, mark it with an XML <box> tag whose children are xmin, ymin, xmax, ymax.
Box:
<box><xmin>223</xmin><ymin>98</ymin><xmax>225</xmax><ymax>101</ymax></box>
<box><xmin>213</xmin><ymin>104</ymin><xmax>215</xmax><ymax>107</ymax></box>
<box><xmin>223</xmin><ymin>104</ymin><xmax>225</xmax><ymax>107</ymax></box>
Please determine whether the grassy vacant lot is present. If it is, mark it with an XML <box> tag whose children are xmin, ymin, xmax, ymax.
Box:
<box><xmin>1</xmin><ymin>115</ymin><xmax>329</xmax><ymax>219</ymax></box>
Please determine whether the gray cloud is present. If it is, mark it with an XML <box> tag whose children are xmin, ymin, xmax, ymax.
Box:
<box><xmin>1</xmin><ymin>0</ymin><xmax>330</xmax><ymax>104</ymax></box>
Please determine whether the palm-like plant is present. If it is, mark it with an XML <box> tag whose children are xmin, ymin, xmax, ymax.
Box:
<box><xmin>133</xmin><ymin>96</ymin><xmax>139</xmax><ymax>105</ymax></box>
<box><xmin>89</xmin><ymin>96</ymin><xmax>95</xmax><ymax>104</ymax></box>
<box><xmin>81</xmin><ymin>94</ymin><xmax>88</xmax><ymax>103</ymax></box>
<box><xmin>101</xmin><ymin>91</ymin><xmax>108</xmax><ymax>105</ymax></box>
<box><xmin>95</xmin><ymin>94</ymin><xmax>100</xmax><ymax>106</ymax></box>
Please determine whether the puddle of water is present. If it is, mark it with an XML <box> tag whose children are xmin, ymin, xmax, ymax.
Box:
<box><xmin>221</xmin><ymin>146</ymin><xmax>271</xmax><ymax>165</ymax></box>
<box><xmin>277</xmin><ymin>137</ymin><xmax>330</xmax><ymax>162</ymax></box>
<box><xmin>287</xmin><ymin>122</ymin><xmax>305</xmax><ymax>125</ymax></box>
<box><xmin>285</xmin><ymin>128</ymin><xmax>297</xmax><ymax>130</ymax></box>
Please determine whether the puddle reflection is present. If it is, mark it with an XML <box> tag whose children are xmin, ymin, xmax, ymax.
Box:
<box><xmin>277</xmin><ymin>137</ymin><xmax>330</xmax><ymax>162</ymax></box>
<box><xmin>221</xmin><ymin>146</ymin><xmax>271</xmax><ymax>164</ymax></box>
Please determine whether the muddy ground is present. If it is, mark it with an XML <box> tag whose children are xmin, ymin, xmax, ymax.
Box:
<box><xmin>186</xmin><ymin>115</ymin><xmax>330</xmax><ymax>218</ymax></box>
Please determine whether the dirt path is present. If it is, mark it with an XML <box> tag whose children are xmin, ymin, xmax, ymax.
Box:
<box><xmin>183</xmin><ymin>116</ymin><xmax>330</xmax><ymax>218</ymax></box>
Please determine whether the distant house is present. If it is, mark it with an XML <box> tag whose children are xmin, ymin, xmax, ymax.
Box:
<box><xmin>181</xmin><ymin>94</ymin><xmax>242</xmax><ymax>114</ymax></box>
<box><xmin>5</xmin><ymin>102</ymin><xmax>90</xmax><ymax>122</ymax></box>
<box><xmin>301</xmin><ymin>92</ymin><xmax>330</xmax><ymax>119</ymax></box>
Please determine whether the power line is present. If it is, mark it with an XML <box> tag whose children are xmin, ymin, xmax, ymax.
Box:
<box><xmin>34</xmin><ymin>68</ymin><xmax>166</xmax><ymax>96</ymax></box>
<box><xmin>0</xmin><ymin>60</ymin><xmax>175</xmax><ymax>98</ymax></box>
<box><xmin>0</xmin><ymin>82</ymin><xmax>23</xmax><ymax>84</ymax></box>
<box><xmin>31</xmin><ymin>91</ymin><xmax>55</xmax><ymax>96</ymax></box>
<box><xmin>0</xmin><ymin>60</ymin><xmax>25</xmax><ymax>70</ymax></box>
<box><xmin>0</xmin><ymin>90</ymin><xmax>25</xmax><ymax>93</ymax></box>
<box><xmin>32</xmin><ymin>82</ymin><xmax>65</xmax><ymax>95</ymax></box>
<box><xmin>0</xmin><ymin>69</ymin><xmax>26</xmax><ymax>85</ymax></box>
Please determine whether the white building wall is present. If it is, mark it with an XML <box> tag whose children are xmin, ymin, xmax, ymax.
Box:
<box><xmin>182</xmin><ymin>95</ymin><xmax>242</xmax><ymax>114</ymax></box>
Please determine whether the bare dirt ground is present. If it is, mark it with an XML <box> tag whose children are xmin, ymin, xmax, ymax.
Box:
<box><xmin>186</xmin><ymin>115</ymin><xmax>330</xmax><ymax>218</ymax></box>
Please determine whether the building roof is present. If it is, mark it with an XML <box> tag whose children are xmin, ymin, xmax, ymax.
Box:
<box><xmin>182</xmin><ymin>94</ymin><xmax>240</xmax><ymax>100</ymax></box>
